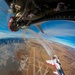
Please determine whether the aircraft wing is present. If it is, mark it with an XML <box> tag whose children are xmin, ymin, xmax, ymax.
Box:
<box><xmin>46</xmin><ymin>60</ymin><xmax>60</xmax><ymax>75</ymax></box>
<box><xmin>46</xmin><ymin>60</ymin><xmax>55</xmax><ymax>65</ymax></box>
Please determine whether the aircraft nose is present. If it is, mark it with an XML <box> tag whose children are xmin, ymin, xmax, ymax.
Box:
<box><xmin>8</xmin><ymin>17</ymin><xmax>19</xmax><ymax>32</ymax></box>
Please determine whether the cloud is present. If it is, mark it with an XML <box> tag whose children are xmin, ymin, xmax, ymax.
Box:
<box><xmin>0</xmin><ymin>32</ymin><xmax>22</xmax><ymax>38</ymax></box>
<box><xmin>38</xmin><ymin>30</ymin><xmax>75</xmax><ymax>49</ymax></box>
<box><xmin>43</xmin><ymin>29</ymin><xmax>75</xmax><ymax>36</ymax></box>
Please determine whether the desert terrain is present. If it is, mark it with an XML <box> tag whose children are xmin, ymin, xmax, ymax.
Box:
<box><xmin>16</xmin><ymin>39</ymin><xmax>75</xmax><ymax>75</ymax></box>
<box><xmin>0</xmin><ymin>39</ymin><xmax>75</xmax><ymax>75</ymax></box>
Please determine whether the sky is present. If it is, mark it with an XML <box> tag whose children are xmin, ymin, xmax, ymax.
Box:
<box><xmin>39</xmin><ymin>20</ymin><xmax>75</xmax><ymax>48</ymax></box>
<box><xmin>0</xmin><ymin>0</ymin><xmax>75</xmax><ymax>48</ymax></box>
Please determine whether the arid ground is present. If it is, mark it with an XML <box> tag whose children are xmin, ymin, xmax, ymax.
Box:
<box><xmin>0</xmin><ymin>39</ymin><xmax>75</xmax><ymax>75</ymax></box>
<box><xmin>16</xmin><ymin>39</ymin><xmax>75</xmax><ymax>75</ymax></box>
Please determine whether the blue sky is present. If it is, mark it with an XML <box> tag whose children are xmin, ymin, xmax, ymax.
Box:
<box><xmin>0</xmin><ymin>0</ymin><xmax>75</xmax><ymax>48</ymax></box>
<box><xmin>39</xmin><ymin>20</ymin><xmax>75</xmax><ymax>48</ymax></box>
